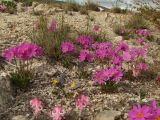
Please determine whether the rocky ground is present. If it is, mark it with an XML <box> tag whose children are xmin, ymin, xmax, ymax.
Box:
<box><xmin>0</xmin><ymin>2</ymin><xmax>160</xmax><ymax>120</ymax></box>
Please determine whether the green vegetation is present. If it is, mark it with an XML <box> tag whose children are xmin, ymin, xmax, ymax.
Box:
<box><xmin>125</xmin><ymin>13</ymin><xmax>148</xmax><ymax>29</ymax></box>
<box><xmin>2</xmin><ymin>0</ymin><xmax>17</xmax><ymax>14</ymax></box>
<box><xmin>30</xmin><ymin>15</ymin><xmax>70</xmax><ymax>60</ymax></box>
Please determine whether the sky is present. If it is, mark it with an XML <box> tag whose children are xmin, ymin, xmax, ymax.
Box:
<box><xmin>57</xmin><ymin>0</ymin><xmax>134</xmax><ymax>8</ymax></box>
<box><xmin>57</xmin><ymin>0</ymin><xmax>156</xmax><ymax>9</ymax></box>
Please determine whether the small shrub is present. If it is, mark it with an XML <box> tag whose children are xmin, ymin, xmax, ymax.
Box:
<box><xmin>101</xmin><ymin>81</ymin><xmax>118</xmax><ymax>93</ymax></box>
<box><xmin>113</xmin><ymin>24</ymin><xmax>131</xmax><ymax>40</ymax></box>
<box><xmin>111</xmin><ymin>7</ymin><xmax>127</xmax><ymax>14</ymax></box>
<box><xmin>15</xmin><ymin>0</ymin><xmax>33</xmax><ymax>6</ymax></box>
<box><xmin>64</xmin><ymin>0</ymin><xmax>80</xmax><ymax>12</ymax></box>
<box><xmin>125</xmin><ymin>13</ymin><xmax>148</xmax><ymax>29</ymax></box>
<box><xmin>84</xmin><ymin>0</ymin><xmax>100</xmax><ymax>11</ymax></box>
<box><xmin>10</xmin><ymin>71</ymin><xmax>32</xmax><ymax>89</ymax></box>
<box><xmin>30</xmin><ymin>15</ymin><xmax>70</xmax><ymax>60</ymax></box>
<box><xmin>135</xmin><ymin>2</ymin><xmax>160</xmax><ymax>29</ymax></box>
<box><xmin>80</xmin><ymin>6</ymin><xmax>88</xmax><ymax>15</ymax></box>
<box><xmin>113</xmin><ymin>24</ymin><xmax>125</xmax><ymax>35</ymax></box>
<box><xmin>3</xmin><ymin>42</ymin><xmax>43</xmax><ymax>89</ymax></box>
<box><xmin>1</xmin><ymin>0</ymin><xmax>17</xmax><ymax>14</ymax></box>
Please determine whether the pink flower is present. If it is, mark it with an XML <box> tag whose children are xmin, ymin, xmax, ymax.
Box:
<box><xmin>108</xmin><ymin>67</ymin><xmax>123</xmax><ymax>82</ymax></box>
<box><xmin>30</xmin><ymin>98</ymin><xmax>43</xmax><ymax>117</ymax></box>
<box><xmin>76</xmin><ymin>95</ymin><xmax>89</xmax><ymax>111</ymax></box>
<box><xmin>116</xmin><ymin>41</ymin><xmax>129</xmax><ymax>52</ymax></box>
<box><xmin>94</xmin><ymin>69</ymin><xmax>107</xmax><ymax>84</ymax></box>
<box><xmin>77</xmin><ymin>35</ymin><xmax>94</xmax><ymax>49</ymax></box>
<box><xmin>79</xmin><ymin>49</ymin><xmax>94</xmax><ymax>62</ymax></box>
<box><xmin>92</xmin><ymin>25</ymin><xmax>102</xmax><ymax>33</ymax></box>
<box><xmin>93</xmin><ymin>42</ymin><xmax>113</xmax><ymax>50</ymax></box>
<box><xmin>137</xmin><ymin>47</ymin><xmax>148</xmax><ymax>57</ymax></box>
<box><xmin>0</xmin><ymin>4</ymin><xmax>6</xmax><ymax>12</ymax></box>
<box><xmin>49</xmin><ymin>106</ymin><xmax>65</xmax><ymax>120</ymax></box>
<box><xmin>3</xmin><ymin>42</ymin><xmax>43</xmax><ymax>61</ymax></box>
<box><xmin>136</xmin><ymin>38</ymin><xmax>144</xmax><ymax>44</ymax></box>
<box><xmin>112</xmin><ymin>55</ymin><xmax>124</xmax><ymax>66</ymax></box>
<box><xmin>153</xmin><ymin>108</ymin><xmax>160</xmax><ymax>120</ymax></box>
<box><xmin>137</xmin><ymin>29</ymin><xmax>150</xmax><ymax>37</ymax></box>
<box><xmin>150</xmin><ymin>100</ymin><xmax>160</xmax><ymax>120</ymax></box>
<box><xmin>156</xmin><ymin>75</ymin><xmax>160</xmax><ymax>81</ymax></box>
<box><xmin>15</xmin><ymin>42</ymin><xmax>43</xmax><ymax>61</ymax></box>
<box><xmin>61</xmin><ymin>42</ymin><xmax>75</xmax><ymax>54</ymax></box>
<box><xmin>95</xmin><ymin>49</ymin><xmax>107</xmax><ymax>60</ymax></box>
<box><xmin>48</xmin><ymin>19</ymin><xmax>58</xmax><ymax>32</ymax></box>
<box><xmin>129</xmin><ymin>105</ymin><xmax>151</xmax><ymax>120</ymax></box>
<box><xmin>152</xmin><ymin>109</ymin><xmax>160</xmax><ymax>120</ymax></box>
<box><xmin>3</xmin><ymin>47</ymin><xmax>16</xmax><ymax>62</ymax></box>
<box><xmin>151</xmin><ymin>100</ymin><xmax>157</xmax><ymax>111</ymax></box>
<box><xmin>136</xmin><ymin>63</ymin><xmax>149</xmax><ymax>71</ymax></box>
<box><xmin>122</xmin><ymin>51</ymin><xmax>132</xmax><ymax>62</ymax></box>
<box><xmin>143</xmin><ymin>43</ymin><xmax>150</xmax><ymax>51</ymax></box>
<box><xmin>94</xmin><ymin>67</ymin><xmax>123</xmax><ymax>84</ymax></box>
<box><xmin>129</xmin><ymin>48</ymin><xmax>139</xmax><ymax>61</ymax></box>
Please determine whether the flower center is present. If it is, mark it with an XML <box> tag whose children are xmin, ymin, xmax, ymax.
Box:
<box><xmin>137</xmin><ymin>112</ymin><xmax>144</xmax><ymax>118</ymax></box>
<box><xmin>155</xmin><ymin>116</ymin><xmax>160</xmax><ymax>120</ymax></box>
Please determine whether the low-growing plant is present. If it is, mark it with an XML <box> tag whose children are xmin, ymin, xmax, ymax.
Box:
<box><xmin>2</xmin><ymin>42</ymin><xmax>43</xmax><ymax>89</ymax></box>
<box><xmin>30</xmin><ymin>15</ymin><xmax>70</xmax><ymax>60</ymax></box>
<box><xmin>15</xmin><ymin>0</ymin><xmax>33</xmax><ymax>6</ymax></box>
<box><xmin>84</xmin><ymin>0</ymin><xmax>100</xmax><ymax>11</ymax></box>
<box><xmin>134</xmin><ymin>0</ymin><xmax>160</xmax><ymax>29</ymax></box>
<box><xmin>80</xmin><ymin>6</ymin><xmax>88</xmax><ymax>15</ymax></box>
<box><xmin>10</xmin><ymin>71</ymin><xmax>32</xmax><ymax>89</ymax></box>
<box><xmin>60</xmin><ymin>30</ymin><xmax>150</xmax><ymax>91</ymax></box>
<box><xmin>125</xmin><ymin>13</ymin><xmax>148</xmax><ymax>29</ymax></box>
<box><xmin>78</xmin><ymin>24</ymin><xmax>108</xmax><ymax>42</ymax></box>
<box><xmin>113</xmin><ymin>24</ymin><xmax>127</xmax><ymax>35</ymax></box>
<box><xmin>111</xmin><ymin>7</ymin><xmax>127</xmax><ymax>14</ymax></box>
<box><xmin>113</xmin><ymin>24</ymin><xmax>132</xmax><ymax>40</ymax></box>
<box><xmin>64</xmin><ymin>0</ymin><xmax>80</xmax><ymax>12</ymax></box>
<box><xmin>1</xmin><ymin>0</ymin><xmax>17</xmax><ymax>14</ymax></box>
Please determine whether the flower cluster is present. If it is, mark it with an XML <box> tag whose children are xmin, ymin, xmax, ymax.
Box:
<box><xmin>30</xmin><ymin>95</ymin><xmax>89</xmax><ymax>119</ymax></box>
<box><xmin>3</xmin><ymin>42</ymin><xmax>43</xmax><ymax>61</ymax></box>
<box><xmin>49</xmin><ymin>106</ymin><xmax>65</xmax><ymax>120</ymax></box>
<box><xmin>136</xmin><ymin>38</ymin><xmax>144</xmax><ymax>44</ymax></box>
<box><xmin>30</xmin><ymin>98</ymin><xmax>43</xmax><ymax>117</ymax></box>
<box><xmin>137</xmin><ymin>29</ymin><xmax>150</xmax><ymax>37</ymax></box>
<box><xmin>129</xmin><ymin>100</ymin><xmax>160</xmax><ymax>120</ymax></box>
<box><xmin>61</xmin><ymin>31</ymin><xmax>150</xmax><ymax>86</ymax></box>
<box><xmin>79</xmin><ymin>49</ymin><xmax>94</xmax><ymax>62</ymax></box>
<box><xmin>94</xmin><ymin>67</ymin><xmax>123</xmax><ymax>84</ymax></box>
<box><xmin>76</xmin><ymin>95</ymin><xmax>89</xmax><ymax>112</ymax></box>
<box><xmin>135</xmin><ymin>29</ymin><xmax>150</xmax><ymax>46</ymax></box>
<box><xmin>61</xmin><ymin>42</ymin><xmax>75</xmax><ymax>54</ymax></box>
<box><xmin>77</xmin><ymin>35</ymin><xmax>94</xmax><ymax>49</ymax></box>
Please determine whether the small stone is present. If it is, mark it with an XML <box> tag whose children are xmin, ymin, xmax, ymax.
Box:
<box><xmin>17</xmin><ymin>2</ymin><xmax>23</xmax><ymax>12</ymax></box>
<box><xmin>12</xmin><ymin>115</ymin><xmax>27</xmax><ymax>120</ymax></box>
<box><xmin>0</xmin><ymin>72</ymin><xmax>13</xmax><ymax>113</ymax></box>
<box><xmin>32</xmin><ymin>1</ymin><xmax>39</xmax><ymax>8</ymax></box>
<box><xmin>114</xmin><ymin>36</ymin><xmax>123</xmax><ymax>42</ymax></box>
<box><xmin>95</xmin><ymin>110</ymin><xmax>121</xmax><ymax>120</ymax></box>
<box><xmin>45</xmin><ymin>8</ymin><xmax>56</xmax><ymax>15</ymax></box>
